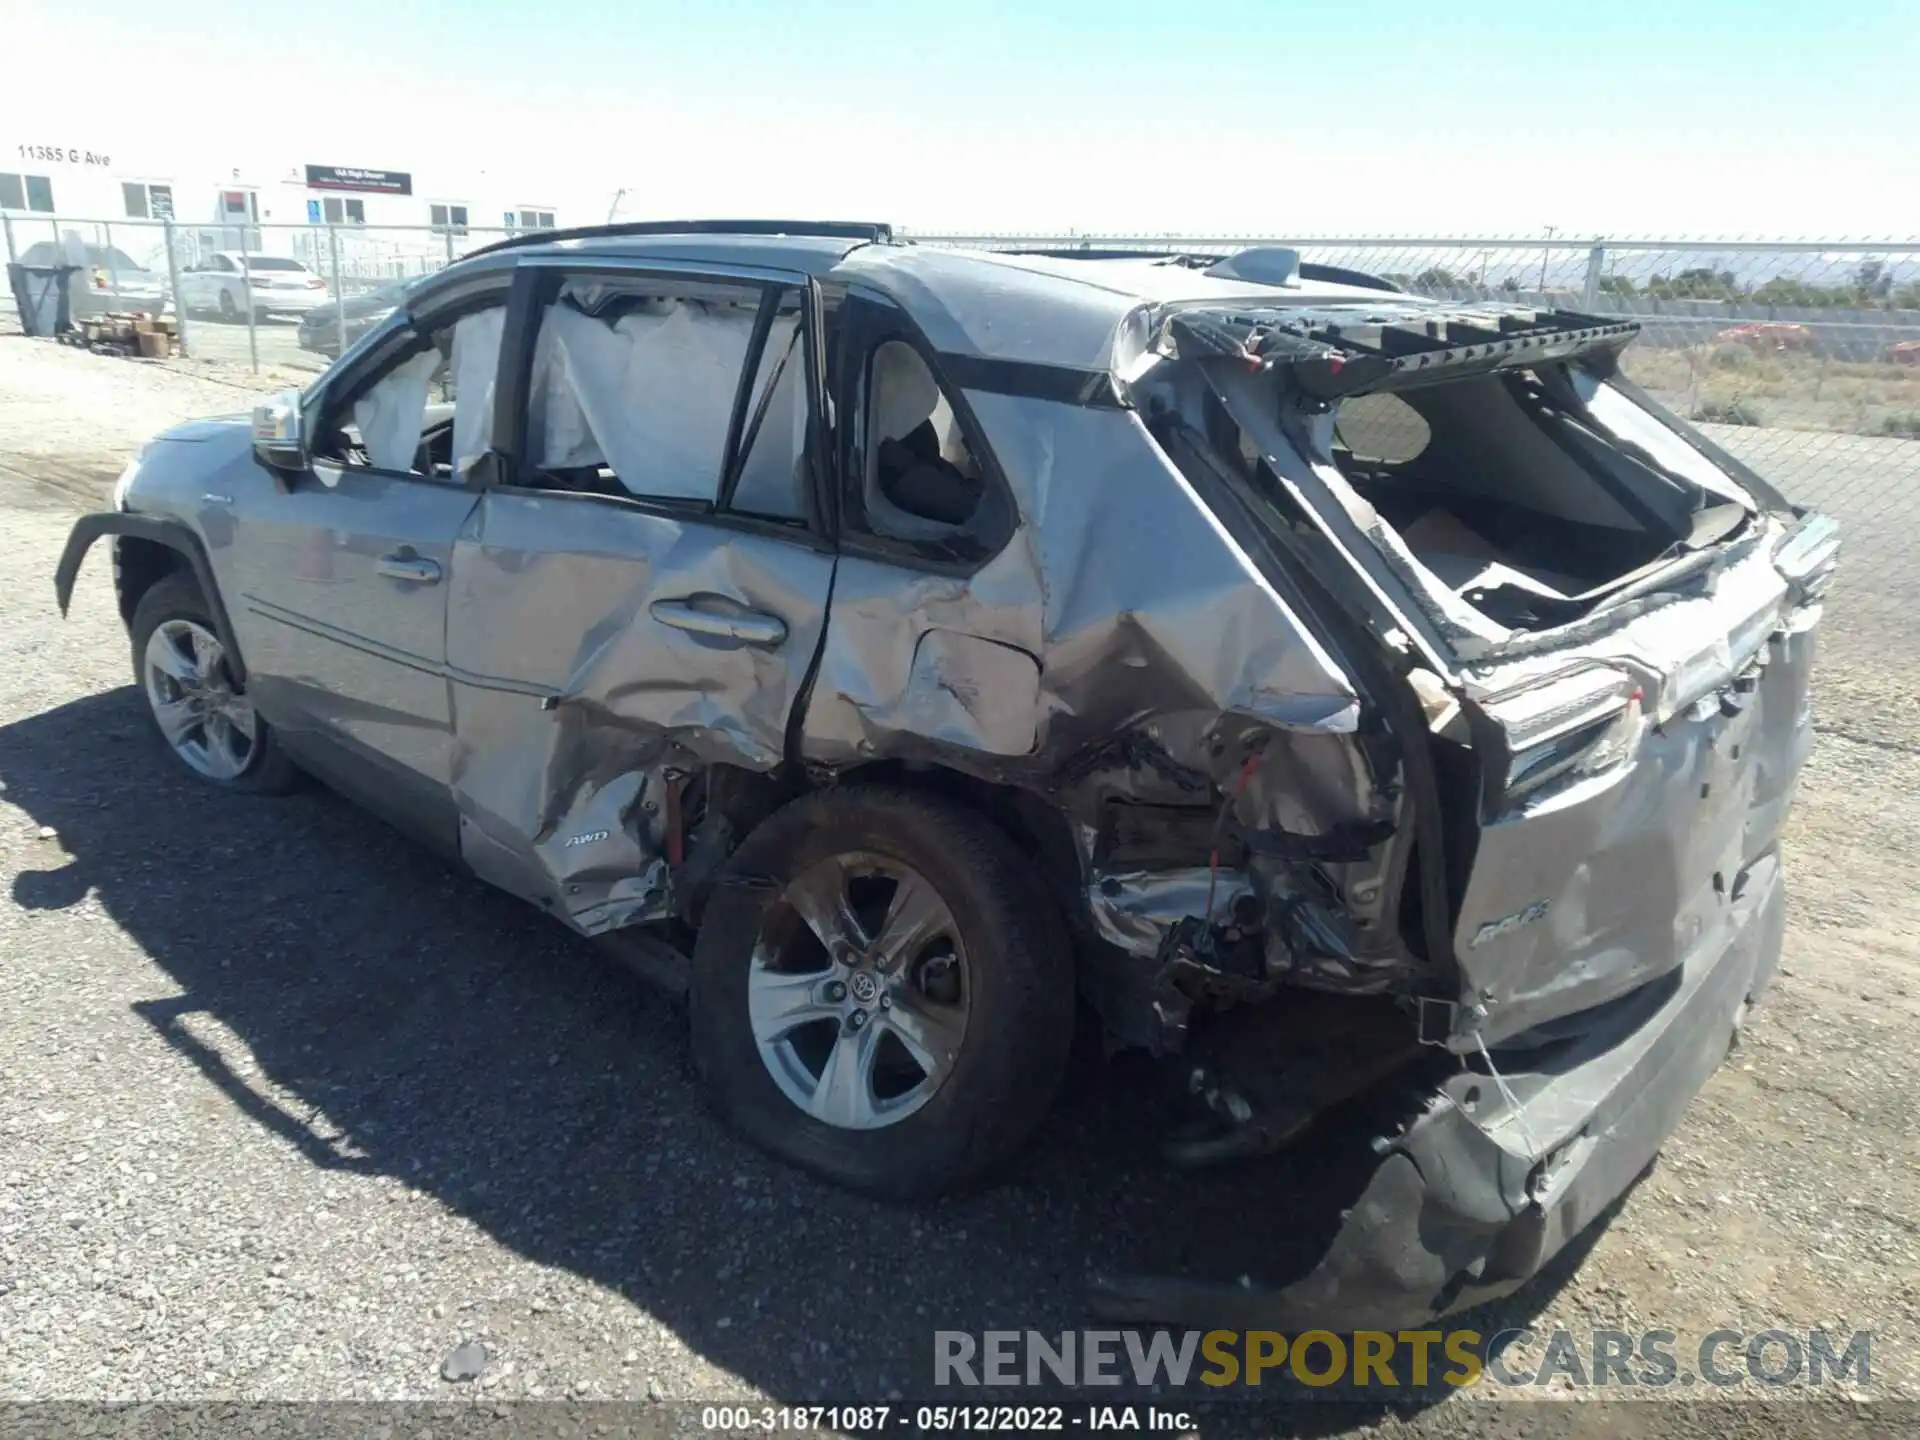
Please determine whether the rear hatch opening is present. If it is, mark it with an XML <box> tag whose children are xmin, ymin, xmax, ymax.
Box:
<box><xmin>1324</xmin><ymin>374</ymin><xmax>1750</xmax><ymax>633</ymax></box>
<box><xmin>1150</xmin><ymin>304</ymin><xmax>1774</xmax><ymax>657</ymax></box>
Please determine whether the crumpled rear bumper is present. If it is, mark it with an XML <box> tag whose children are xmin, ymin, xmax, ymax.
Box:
<box><xmin>1091</xmin><ymin>847</ymin><xmax>1785</xmax><ymax>1331</ymax></box>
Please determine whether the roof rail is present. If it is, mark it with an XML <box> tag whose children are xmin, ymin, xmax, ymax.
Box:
<box><xmin>463</xmin><ymin>218</ymin><xmax>893</xmax><ymax>261</ymax></box>
<box><xmin>995</xmin><ymin>246</ymin><xmax>1405</xmax><ymax>293</ymax></box>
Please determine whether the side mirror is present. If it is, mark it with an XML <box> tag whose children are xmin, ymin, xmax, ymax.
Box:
<box><xmin>251</xmin><ymin>389</ymin><xmax>308</xmax><ymax>472</ymax></box>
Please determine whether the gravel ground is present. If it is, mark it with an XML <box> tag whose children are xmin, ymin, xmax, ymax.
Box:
<box><xmin>0</xmin><ymin>335</ymin><xmax>1916</xmax><ymax>1435</ymax></box>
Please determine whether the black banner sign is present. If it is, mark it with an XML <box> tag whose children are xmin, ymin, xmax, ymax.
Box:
<box><xmin>304</xmin><ymin>164</ymin><xmax>412</xmax><ymax>195</ymax></box>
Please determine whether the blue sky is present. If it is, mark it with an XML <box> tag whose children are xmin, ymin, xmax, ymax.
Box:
<box><xmin>10</xmin><ymin>0</ymin><xmax>1917</xmax><ymax>235</ymax></box>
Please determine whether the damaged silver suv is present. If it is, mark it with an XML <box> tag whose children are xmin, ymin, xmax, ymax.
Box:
<box><xmin>56</xmin><ymin>221</ymin><xmax>1838</xmax><ymax>1328</ymax></box>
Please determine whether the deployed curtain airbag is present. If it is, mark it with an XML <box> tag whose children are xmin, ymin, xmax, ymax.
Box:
<box><xmin>532</xmin><ymin>293</ymin><xmax>757</xmax><ymax>501</ymax></box>
<box><xmin>351</xmin><ymin>348</ymin><xmax>440</xmax><ymax>474</ymax></box>
<box><xmin>450</xmin><ymin>307</ymin><xmax>507</xmax><ymax>476</ymax></box>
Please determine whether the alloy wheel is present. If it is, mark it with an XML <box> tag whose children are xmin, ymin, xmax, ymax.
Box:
<box><xmin>142</xmin><ymin>618</ymin><xmax>257</xmax><ymax>781</ymax></box>
<box><xmin>747</xmin><ymin>851</ymin><xmax>970</xmax><ymax>1129</ymax></box>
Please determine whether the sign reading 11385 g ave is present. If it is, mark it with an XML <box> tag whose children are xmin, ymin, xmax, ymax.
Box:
<box><xmin>17</xmin><ymin>145</ymin><xmax>111</xmax><ymax>166</ymax></box>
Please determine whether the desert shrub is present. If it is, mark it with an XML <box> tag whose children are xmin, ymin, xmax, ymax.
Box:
<box><xmin>1693</xmin><ymin>398</ymin><xmax>1767</xmax><ymax>427</ymax></box>
<box><xmin>1709</xmin><ymin>343</ymin><xmax>1757</xmax><ymax>371</ymax></box>
<box><xmin>1878</xmin><ymin>410</ymin><xmax>1920</xmax><ymax>438</ymax></box>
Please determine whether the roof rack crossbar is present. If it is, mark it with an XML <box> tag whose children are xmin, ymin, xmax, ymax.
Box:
<box><xmin>1001</xmin><ymin>246</ymin><xmax>1226</xmax><ymax>267</ymax></box>
<box><xmin>992</xmin><ymin>248</ymin><xmax>1404</xmax><ymax>293</ymax></box>
<box><xmin>1293</xmin><ymin>262</ymin><xmax>1405</xmax><ymax>294</ymax></box>
<box><xmin>998</xmin><ymin>247</ymin><xmax>1405</xmax><ymax>295</ymax></box>
<box><xmin>464</xmin><ymin>219</ymin><xmax>893</xmax><ymax>261</ymax></box>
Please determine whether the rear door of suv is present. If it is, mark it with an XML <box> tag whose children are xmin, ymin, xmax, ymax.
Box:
<box><xmin>442</xmin><ymin>255</ymin><xmax>835</xmax><ymax>931</ymax></box>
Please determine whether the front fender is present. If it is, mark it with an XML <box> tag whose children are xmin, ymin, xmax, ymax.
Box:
<box><xmin>54</xmin><ymin>511</ymin><xmax>249</xmax><ymax>684</ymax></box>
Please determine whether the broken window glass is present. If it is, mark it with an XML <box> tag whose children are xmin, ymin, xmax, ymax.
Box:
<box><xmin>728</xmin><ymin>308</ymin><xmax>810</xmax><ymax>521</ymax></box>
<box><xmin>857</xmin><ymin>339</ymin><xmax>984</xmax><ymax>539</ymax></box>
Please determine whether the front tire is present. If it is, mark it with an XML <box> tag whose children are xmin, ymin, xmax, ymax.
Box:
<box><xmin>129</xmin><ymin>573</ymin><xmax>298</xmax><ymax>794</ymax></box>
<box><xmin>690</xmin><ymin>786</ymin><xmax>1074</xmax><ymax>1199</ymax></box>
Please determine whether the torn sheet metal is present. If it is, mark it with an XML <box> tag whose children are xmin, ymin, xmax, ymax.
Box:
<box><xmin>444</xmin><ymin>492</ymin><xmax>834</xmax><ymax>930</ymax></box>
<box><xmin>1093</xmin><ymin>854</ymin><xmax>1782</xmax><ymax>1329</ymax></box>
<box><xmin>895</xmin><ymin>629</ymin><xmax>1042</xmax><ymax>757</ymax></box>
<box><xmin>1087</xmin><ymin>867</ymin><xmax>1254</xmax><ymax>953</ymax></box>
<box><xmin>798</xmin><ymin>392</ymin><xmax>1391</xmax><ymax>975</ymax></box>
<box><xmin>525</xmin><ymin>767</ymin><xmax>674</xmax><ymax>935</ymax></box>
<box><xmin>1447</xmin><ymin>540</ymin><xmax>1812</xmax><ymax>1049</ymax></box>
<box><xmin>801</xmin><ymin>398</ymin><xmax>1362</xmax><ymax>771</ymax></box>
<box><xmin>450</xmin><ymin>305</ymin><xmax>507</xmax><ymax>476</ymax></box>
<box><xmin>834</xmin><ymin>245</ymin><xmax>1399</xmax><ymax>372</ymax></box>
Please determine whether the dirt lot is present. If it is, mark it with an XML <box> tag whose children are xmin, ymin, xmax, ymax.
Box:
<box><xmin>0</xmin><ymin>337</ymin><xmax>1916</xmax><ymax>1434</ymax></box>
<box><xmin>1624</xmin><ymin>346</ymin><xmax>1920</xmax><ymax>440</ymax></box>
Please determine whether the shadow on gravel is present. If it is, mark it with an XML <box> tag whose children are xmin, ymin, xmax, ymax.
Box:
<box><xmin>0</xmin><ymin>687</ymin><xmax>1607</xmax><ymax>1429</ymax></box>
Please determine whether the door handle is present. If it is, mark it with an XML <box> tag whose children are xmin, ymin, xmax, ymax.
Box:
<box><xmin>377</xmin><ymin>553</ymin><xmax>441</xmax><ymax>584</ymax></box>
<box><xmin>650</xmin><ymin>599</ymin><xmax>787</xmax><ymax>647</ymax></box>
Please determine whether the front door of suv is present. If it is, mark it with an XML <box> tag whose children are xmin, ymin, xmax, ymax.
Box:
<box><xmin>222</xmin><ymin>273</ymin><xmax>511</xmax><ymax>848</ymax></box>
<box><xmin>443</xmin><ymin>260</ymin><xmax>835</xmax><ymax>930</ymax></box>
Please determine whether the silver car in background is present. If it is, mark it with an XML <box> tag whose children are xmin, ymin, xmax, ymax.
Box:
<box><xmin>55</xmin><ymin>220</ymin><xmax>1837</xmax><ymax>1328</ymax></box>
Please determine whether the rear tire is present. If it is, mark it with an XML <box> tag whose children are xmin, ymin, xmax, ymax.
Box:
<box><xmin>129</xmin><ymin>573</ymin><xmax>299</xmax><ymax>795</ymax></box>
<box><xmin>690</xmin><ymin>785</ymin><xmax>1074</xmax><ymax>1200</ymax></box>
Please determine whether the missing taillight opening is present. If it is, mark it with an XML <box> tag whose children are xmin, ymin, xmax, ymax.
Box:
<box><xmin>1480</xmin><ymin>665</ymin><xmax>1642</xmax><ymax>803</ymax></box>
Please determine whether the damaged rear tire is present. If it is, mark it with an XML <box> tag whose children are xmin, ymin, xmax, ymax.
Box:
<box><xmin>690</xmin><ymin>785</ymin><xmax>1074</xmax><ymax>1200</ymax></box>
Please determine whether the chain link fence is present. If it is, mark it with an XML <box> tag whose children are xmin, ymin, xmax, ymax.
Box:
<box><xmin>5</xmin><ymin>219</ymin><xmax>1916</xmax><ymax>686</ymax></box>
<box><xmin>0</xmin><ymin>214</ymin><xmax>523</xmax><ymax>377</ymax></box>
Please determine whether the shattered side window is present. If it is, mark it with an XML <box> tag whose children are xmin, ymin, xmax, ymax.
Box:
<box><xmin>727</xmin><ymin>302</ymin><xmax>811</xmax><ymax>522</ymax></box>
<box><xmin>855</xmin><ymin>340</ymin><xmax>985</xmax><ymax>541</ymax></box>
<box><xmin>526</xmin><ymin>278</ymin><xmax>764</xmax><ymax>504</ymax></box>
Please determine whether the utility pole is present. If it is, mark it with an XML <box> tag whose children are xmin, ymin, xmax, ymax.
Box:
<box><xmin>606</xmin><ymin>189</ymin><xmax>628</xmax><ymax>223</ymax></box>
<box><xmin>1539</xmin><ymin>225</ymin><xmax>1558</xmax><ymax>293</ymax></box>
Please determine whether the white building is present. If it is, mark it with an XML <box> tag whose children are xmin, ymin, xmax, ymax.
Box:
<box><xmin>4</xmin><ymin>128</ymin><xmax>566</xmax><ymax>281</ymax></box>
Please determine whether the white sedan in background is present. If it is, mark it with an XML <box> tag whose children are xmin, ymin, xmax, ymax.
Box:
<box><xmin>177</xmin><ymin>252</ymin><xmax>331</xmax><ymax>323</ymax></box>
